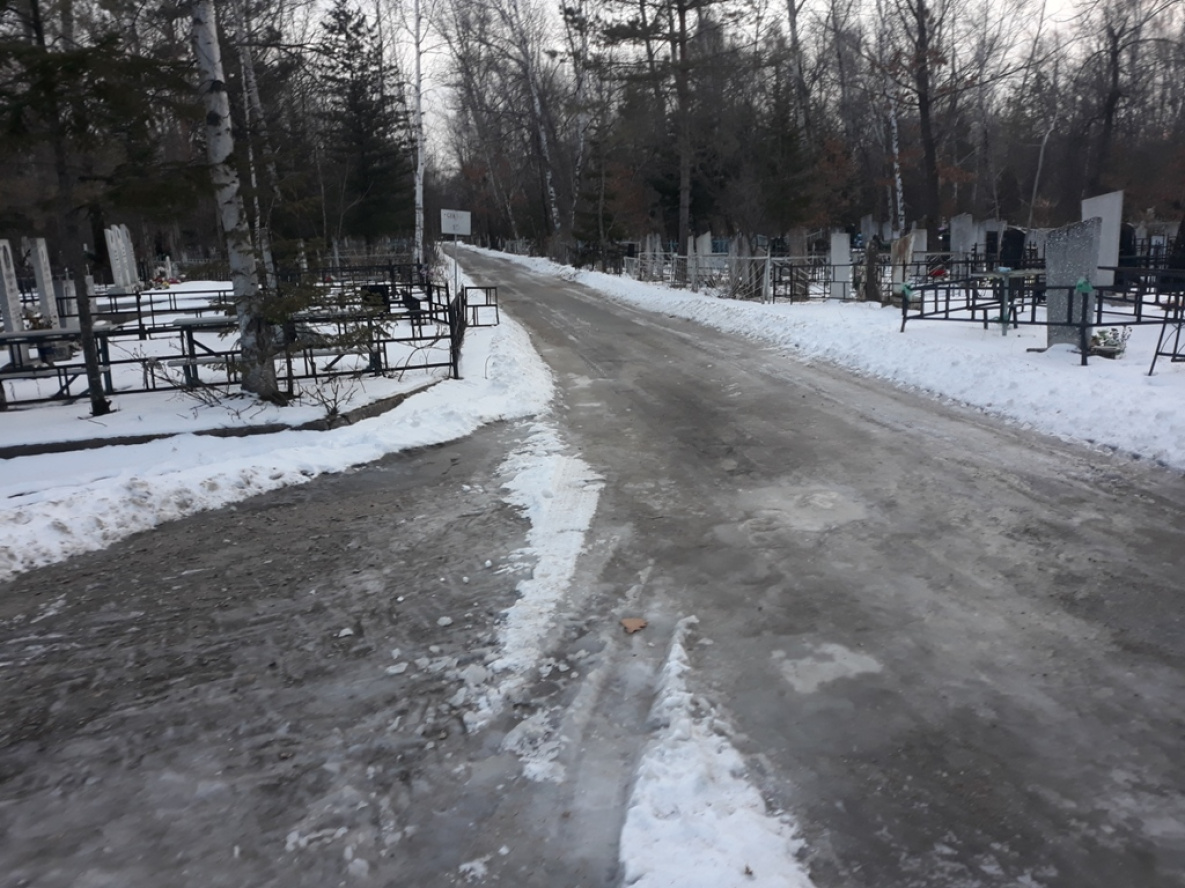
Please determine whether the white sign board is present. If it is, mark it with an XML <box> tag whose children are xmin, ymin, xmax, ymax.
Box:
<box><xmin>441</xmin><ymin>209</ymin><xmax>471</xmax><ymax>237</ymax></box>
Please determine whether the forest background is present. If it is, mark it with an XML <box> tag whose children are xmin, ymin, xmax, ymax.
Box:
<box><xmin>1</xmin><ymin>0</ymin><xmax>1182</xmax><ymax>277</ymax></box>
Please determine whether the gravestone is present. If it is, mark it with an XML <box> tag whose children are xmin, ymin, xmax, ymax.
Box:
<box><xmin>950</xmin><ymin>214</ymin><xmax>975</xmax><ymax>258</ymax></box>
<box><xmin>0</xmin><ymin>240</ymin><xmax>32</xmax><ymax>365</ymax></box>
<box><xmin>1000</xmin><ymin>228</ymin><xmax>1027</xmax><ymax>268</ymax></box>
<box><xmin>830</xmin><ymin>231</ymin><xmax>851</xmax><ymax>299</ymax></box>
<box><xmin>24</xmin><ymin>238</ymin><xmax>60</xmax><ymax>328</ymax></box>
<box><xmin>55</xmin><ymin>278</ymin><xmax>79</xmax><ymax>328</ymax></box>
<box><xmin>860</xmin><ymin>215</ymin><xmax>876</xmax><ymax>246</ymax></box>
<box><xmin>119</xmin><ymin>225</ymin><xmax>139</xmax><ymax>285</ymax></box>
<box><xmin>1045</xmin><ymin>218</ymin><xmax>1101</xmax><ymax>348</ymax></box>
<box><xmin>696</xmin><ymin>232</ymin><xmax>713</xmax><ymax>257</ymax></box>
<box><xmin>1119</xmin><ymin>223</ymin><xmax>1136</xmax><ymax>263</ymax></box>
<box><xmin>1081</xmin><ymin>191</ymin><xmax>1122</xmax><ymax>287</ymax></box>
<box><xmin>881</xmin><ymin>221</ymin><xmax>894</xmax><ymax>243</ymax></box>
<box><xmin>0</xmin><ymin>239</ymin><xmax>22</xmax><ymax>333</ymax></box>
<box><xmin>911</xmin><ymin>228</ymin><xmax>929</xmax><ymax>258</ymax></box>
<box><xmin>104</xmin><ymin>227</ymin><xmax>130</xmax><ymax>289</ymax></box>
<box><xmin>890</xmin><ymin>232</ymin><xmax>915</xmax><ymax>298</ymax></box>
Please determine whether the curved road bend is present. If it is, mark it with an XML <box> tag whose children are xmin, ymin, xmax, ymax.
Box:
<box><xmin>461</xmin><ymin>250</ymin><xmax>1185</xmax><ymax>888</ymax></box>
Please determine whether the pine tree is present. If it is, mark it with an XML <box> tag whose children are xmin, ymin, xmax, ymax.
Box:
<box><xmin>317</xmin><ymin>0</ymin><xmax>413</xmax><ymax>245</ymax></box>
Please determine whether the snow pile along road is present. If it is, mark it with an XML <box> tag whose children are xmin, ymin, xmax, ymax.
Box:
<box><xmin>455</xmin><ymin>419</ymin><xmax>603</xmax><ymax>732</ymax></box>
<box><xmin>467</xmin><ymin>248</ymin><xmax>1185</xmax><ymax>471</ymax></box>
<box><xmin>620</xmin><ymin>617</ymin><xmax>816</xmax><ymax>888</ymax></box>
<box><xmin>0</xmin><ymin>316</ymin><xmax>553</xmax><ymax>583</ymax></box>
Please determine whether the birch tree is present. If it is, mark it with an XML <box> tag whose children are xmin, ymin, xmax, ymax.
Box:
<box><xmin>191</xmin><ymin>0</ymin><xmax>282</xmax><ymax>404</ymax></box>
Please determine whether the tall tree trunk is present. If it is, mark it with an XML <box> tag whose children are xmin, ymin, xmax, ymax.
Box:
<box><xmin>566</xmin><ymin>0</ymin><xmax>592</xmax><ymax>236</ymax></box>
<box><xmin>413</xmin><ymin>0</ymin><xmax>426</xmax><ymax>264</ymax></box>
<box><xmin>888</xmin><ymin>85</ymin><xmax>906</xmax><ymax>234</ymax></box>
<box><xmin>912</xmin><ymin>0</ymin><xmax>942</xmax><ymax>235</ymax></box>
<box><xmin>786</xmin><ymin>0</ymin><xmax>812</xmax><ymax>139</ymax></box>
<box><xmin>1089</xmin><ymin>24</ymin><xmax>1123</xmax><ymax>195</ymax></box>
<box><xmin>190</xmin><ymin>0</ymin><xmax>282</xmax><ymax>404</ymax></box>
<box><xmin>230</xmin><ymin>0</ymin><xmax>280</xmax><ymax>288</ymax></box>
<box><xmin>29</xmin><ymin>0</ymin><xmax>109</xmax><ymax>416</ymax></box>
<box><xmin>673</xmin><ymin>0</ymin><xmax>692</xmax><ymax>255</ymax></box>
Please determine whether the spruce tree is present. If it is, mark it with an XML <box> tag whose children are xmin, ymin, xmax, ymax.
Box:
<box><xmin>317</xmin><ymin>0</ymin><xmax>413</xmax><ymax>246</ymax></box>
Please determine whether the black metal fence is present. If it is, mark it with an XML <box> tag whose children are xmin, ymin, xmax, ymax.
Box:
<box><xmin>1</xmin><ymin>266</ymin><xmax>499</xmax><ymax>408</ymax></box>
<box><xmin>899</xmin><ymin>266</ymin><xmax>1185</xmax><ymax>373</ymax></box>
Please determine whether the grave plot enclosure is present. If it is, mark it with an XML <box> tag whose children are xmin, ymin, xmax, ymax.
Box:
<box><xmin>0</xmin><ymin>265</ymin><xmax>498</xmax><ymax>408</ymax></box>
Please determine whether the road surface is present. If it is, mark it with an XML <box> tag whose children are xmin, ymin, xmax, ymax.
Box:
<box><xmin>2</xmin><ymin>251</ymin><xmax>1184</xmax><ymax>887</ymax></box>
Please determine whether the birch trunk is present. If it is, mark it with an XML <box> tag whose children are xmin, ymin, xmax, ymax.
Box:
<box><xmin>566</xmin><ymin>0</ymin><xmax>591</xmax><ymax>235</ymax></box>
<box><xmin>413</xmin><ymin>0</ymin><xmax>426</xmax><ymax>265</ymax></box>
<box><xmin>191</xmin><ymin>0</ymin><xmax>282</xmax><ymax>404</ymax></box>
<box><xmin>888</xmin><ymin>86</ymin><xmax>906</xmax><ymax>235</ymax></box>
<box><xmin>500</xmin><ymin>0</ymin><xmax>562</xmax><ymax>240</ymax></box>
<box><xmin>231</xmin><ymin>0</ymin><xmax>280</xmax><ymax>288</ymax></box>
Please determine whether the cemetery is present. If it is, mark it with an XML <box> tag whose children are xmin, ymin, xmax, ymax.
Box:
<box><xmin>0</xmin><ymin>231</ymin><xmax>499</xmax><ymax>410</ymax></box>
<box><xmin>616</xmin><ymin>190</ymin><xmax>1185</xmax><ymax>374</ymax></box>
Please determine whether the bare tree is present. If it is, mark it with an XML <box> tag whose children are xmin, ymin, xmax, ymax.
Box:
<box><xmin>191</xmin><ymin>0</ymin><xmax>283</xmax><ymax>404</ymax></box>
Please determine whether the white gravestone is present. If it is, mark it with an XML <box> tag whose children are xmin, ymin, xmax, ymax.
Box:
<box><xmin>1046</xmin><ymin>218</ymin><xmax>1101</xmax><ymax>348</ymax></box>
<box><xmin>891</xmin><ymin>233</ymin><xmax>914</xmax><ymax>292</ymax></box>
<box><xmin>911</xmin><ymin>227</ymin><xmax>929</xmax><ymax>259</ymax></box>
<box><xmin>118</xmin><ymin>224</ymin><xmax>138</xmax><ymax>285</ymax></box>
<box><xmin>0</xmin><ymin>239</ymin><xmax>23</xmax><ymax>331</ymax></box>
<box><xmin>25</xmin><ymin>238</ymin><xmax>60</xmax><ymax>328</ymax></box>
<box><xmin>104</xmin><ymin>227</ymin><xmax>129</xmax><ymax>288</ymax></box>
<box><xmin>0</xmin><ymin>240</ymin><xmax>32</xmax><ymax>364</ymax></box>
<box><xmin>950</xmin><ymin>214</ymin><xmax>975</xmax><ymax>258</ymax></box>
<box><xmin>1081</xmin><ymin>191</ymin><xmax>1123</xmax><ymax>287</ymax></box>
<box><xmin>830</xmin><ymin>231</ymin><xmax>852</xmax><ymax>299</ymax></box>
<box><xmin>860</xmin><ymin>215</ymin><xmax>876</xmax><ymax>245</ymax></box>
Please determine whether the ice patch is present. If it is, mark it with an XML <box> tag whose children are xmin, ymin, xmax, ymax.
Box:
<box><xmin>772</xmin><ymin>643</ymin><xmax>883</xmax><ymax>694</ymax></box>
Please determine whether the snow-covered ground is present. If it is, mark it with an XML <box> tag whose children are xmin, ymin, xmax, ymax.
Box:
<box><xmin>476</xmin><ymin>247</ymin><xmax>1185</xmax><ymax>472</ymax></box>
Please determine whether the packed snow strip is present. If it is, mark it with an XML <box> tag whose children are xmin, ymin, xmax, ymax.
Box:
<box><xmin>468</xmin><ymin>247</ymin><xmax>1185</xmax><ymax>471</ymax></box>
<box><xmin>0</xmin><ymin>316</ymin><xmax>554</xmax><ymax>583</ymax></box>
<box><xmin>459</xmin><ymin>420</ymin><xmax>603</xmax><ymax>734</ymax></box>
<box><xmin>620</xmin><ymin>617</ymin><xmax>816</xmax><ymax>888</ymax></box>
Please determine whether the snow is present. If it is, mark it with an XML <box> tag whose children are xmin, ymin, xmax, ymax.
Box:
<box><xmin>0</xmin><ymin>269</ymin><xmax>554</xmax><ymax>583</ymax></box>
<box><xmin>471</xmin><ymin>247</ymin><xmax>1185</xmax><ymax>471</ymax></box>
<box><xmin>620</xmin><ymin>617</ymin><xmax>816</xmax><ymax>888</ymax></box>
<box><xmin>5</xmin><ymin>249</ymin><xmax>1183</xmax><ymax>886</ymax></box>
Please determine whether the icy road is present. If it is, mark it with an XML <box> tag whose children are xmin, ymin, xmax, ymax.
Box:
<box><xmin>2</xmin><ymin>251</ymin><xmax>1184</xmax><ymax>887</ymax></box>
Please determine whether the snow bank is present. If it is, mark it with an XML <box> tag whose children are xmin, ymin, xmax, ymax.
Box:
<box><xmin>470</xmin><ymin>248</ymin><xmax>1185</xmax><ymax>471</ymax></box>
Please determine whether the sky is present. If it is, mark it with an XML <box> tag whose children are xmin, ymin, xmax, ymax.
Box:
<box><xmin>4</xmin><ymin>247</ymin><xmax>1182</xmax><ymax>884</ymax></box>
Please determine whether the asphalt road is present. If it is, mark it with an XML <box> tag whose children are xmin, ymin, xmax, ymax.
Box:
<box><xmin>2</xmin><ymin>251</ymin><xmax>1184</xmax><ymax>888</ymax></box>
<box><xmin>460</xmin><ymin>250</ymin><xmax>1185</xmax><ymax>888</ymax></box>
